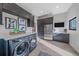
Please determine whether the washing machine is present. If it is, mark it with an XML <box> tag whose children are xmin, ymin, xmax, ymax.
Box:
<box><xmin>29</xmin><ymin>34</ymin><xmax>37</xmax><ymax>52</ymax></box>
<box><xmin>8</xmin><ymin>36</ymin><xmax>29</xmax><ymax>56</ymax></box>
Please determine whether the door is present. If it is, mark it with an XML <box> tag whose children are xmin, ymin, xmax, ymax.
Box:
<box><xmin>44</xmin><ymin>24</ymin><xmax>53</xmax><ymax>40</ymax></box>
<box><xmin>14</xmin><ymin>41</ymin><xmax>29</xmax><ymax>56</ymax></box>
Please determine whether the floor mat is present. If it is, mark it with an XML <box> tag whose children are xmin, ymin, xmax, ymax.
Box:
<box><xmin>38</xmin><ymin>51</ymin><xmax>51</xmax><ymax>56</ymax></box>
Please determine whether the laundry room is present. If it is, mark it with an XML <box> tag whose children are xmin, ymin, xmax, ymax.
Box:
<box><xmin>0</xmin><ymin>3</ymin><xmax>37</xmax><ymax>56</ymax></box>
<box><xmin>0</xmin><ymin>3</ymin><xmax>79</xmax><ymax>56</ymax></box>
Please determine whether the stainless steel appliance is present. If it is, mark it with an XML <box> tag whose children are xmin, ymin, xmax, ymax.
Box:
<box><xmin>8</xmin><ymin>37</ymin><xmax>29</xmax><ymax>56</ymax></box>
<box><xmin>44</xmin><ymin>24</ymin><xmax>53</xmax><ymax>40</ymax></box>
<box><xmin>29</xmin><ymin>34</ymin><xmax>37</xmax><ymax>52</ymax></box>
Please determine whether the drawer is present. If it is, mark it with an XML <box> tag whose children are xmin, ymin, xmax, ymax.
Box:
<box><xmin>53</xmin><ymin>33</ymin><xmax>69</xmax><ymax>43</ymax></box>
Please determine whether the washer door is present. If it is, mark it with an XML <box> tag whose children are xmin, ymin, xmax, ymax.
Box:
<box><xmin>14</xmin><ymin>41</ymin><xmax>29</xmax><ymax>56</ymax></box>
<box><xmin>30</xmin><ymin>38</ymin><xmax>37</xmax><ymax>47</ymax></box>
<box><xmin>30</xmin><ymin>38</ymin><xmax>37</xmax><ymax>52</ymax></box>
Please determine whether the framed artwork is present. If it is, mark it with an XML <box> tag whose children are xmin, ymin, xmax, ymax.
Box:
<box><xmin>18</xmin><ymin>17</ymin><xmax>26</xmax><ymax>32</ymax></box>
<box><xmin>69</xmin><ymin>17</ymin><xmax>77</xmax><ymax>30</ymax></box>
<box><xmin>5</xmin><ymin>17</ymin><xmax>17</xmax><ymax>29</ymax></box>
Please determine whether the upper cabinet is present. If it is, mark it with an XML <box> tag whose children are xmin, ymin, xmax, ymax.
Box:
<box><xmin>2</xmin><ymin>3</ymin><xmax>34</xmax><ymax>27</ymax></box>
<box><xmin>38</xmin><ymin>17</ymin><xmax>53</xmax><ymax>25</ymax></box>
<box><xmin>0</xmin><ymin>4</ymin><xmax>2</xmax><ymax>25</ymax></box>
<box><xmin>0</xmin><ymin>3</ymin><xmax>2</xmax><ymax>12</ymax></box>
<box><xmin>2</xmin><ymin>3</ymin><xmax>31</xmax><ymax>18</ymax></box>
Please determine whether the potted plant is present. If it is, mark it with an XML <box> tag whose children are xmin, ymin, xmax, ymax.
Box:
<box><xmin>64</xmin><ymin>29</ymin><xmax>67</xmax><ymax>33</ymax></box>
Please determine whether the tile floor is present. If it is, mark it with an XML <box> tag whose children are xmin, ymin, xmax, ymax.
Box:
<box><xmin>29</xmin><ymin>42</ymin><xmax>61</xmax><ymax>56</ymax></box>
<box><xmin>46</xmin><ymin>40</ymin><xmax>79</xmax><ymax>56</ymax></box>
<box><xmin>29</xmin><ymin>39</ymin><xmax>79</xmax><ymax>56</ymax></box>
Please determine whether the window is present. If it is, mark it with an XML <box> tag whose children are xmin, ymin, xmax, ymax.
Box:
<box><xmin>69</xmin><ymin>17</ymin><xmax>77</xmax><ymax>30</ymax></box>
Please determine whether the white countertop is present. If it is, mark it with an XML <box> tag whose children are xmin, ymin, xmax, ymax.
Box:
<box><xmin>0</xmin><ymin>32</ymin><xmax>36</xmax><ymax>40</ymax></box>
<box><xmin>0</xmin><ymin>25</ymin><xmax>36</xmax><ymax>40</ymax></box>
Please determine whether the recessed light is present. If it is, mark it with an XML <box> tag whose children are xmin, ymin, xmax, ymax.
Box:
<box><xmin>40</xmin><ymin>11</ymin><xmax>43</xmax><ymax>13</ymax></box>
<box><xmin>56</xmin><ymin>6</ymin><xmax>59</xmax><ymax>8</ymax></box>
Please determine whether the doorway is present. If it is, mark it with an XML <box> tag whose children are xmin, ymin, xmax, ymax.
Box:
<box><xmin>37</xmin><ymin>17</ymin><xmax>53</xmax><ymax>40</ymax></box>
<box><xmin>44</xmin><ymin>24</ymin><xmax>53</xmax><ymax>40</ymax></box>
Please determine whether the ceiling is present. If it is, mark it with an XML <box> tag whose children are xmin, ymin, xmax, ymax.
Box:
<box><xmin>17</xmin><ymin>3</ymin><xmax>72</xmax><ymax>16</ymax></box>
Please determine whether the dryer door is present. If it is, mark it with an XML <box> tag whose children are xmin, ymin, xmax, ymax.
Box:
<box><xmin>14</xmin><ymin>41</ymin><xmax>29</xmax><ymax>56</ymax></box>
<box><xmin>30</xmin><ymin>38</ymin><xmax>37</xmax><ymax>47</ymax></box>
<box><xmin>29</xmin><ymin>37</ymin><xmax>37</xmax><ymax>52</ymax></box>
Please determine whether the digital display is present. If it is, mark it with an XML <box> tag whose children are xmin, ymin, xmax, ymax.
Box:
<box><xmin>54</xmin><ymin>22</ymin><xmax>64</xmax><ymax>27</ymax></box>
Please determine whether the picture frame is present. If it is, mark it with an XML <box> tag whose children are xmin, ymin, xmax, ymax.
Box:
<box><xmin>18</xmin><ymin>17</ymin><xmax>26</xmax><ymax>32</ymax></box>
<box><xmin>69</xmin><ymin>17</ymin><xmax>77</xmax><ymax>30</ymax></box>
<box><xmin>5</xmin><ymin>17</ymin><xmax>17</xmax><ymax>29</ymax></box>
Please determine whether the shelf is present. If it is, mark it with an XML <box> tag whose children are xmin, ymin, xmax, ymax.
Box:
<box><xmin>9</xmin><ymin>32</ymin><xmax>26</xmax><ymax>35</ymax></box>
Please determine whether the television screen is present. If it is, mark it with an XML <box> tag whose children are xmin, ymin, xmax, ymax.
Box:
<box><xmin>54</xmin><ymin>22</ymin><xmax>64</xmax><ymax>27</ymax></box>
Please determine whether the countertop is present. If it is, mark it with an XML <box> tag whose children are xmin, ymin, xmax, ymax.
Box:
<box><xmin>53</xmin><ymin>33</ymin><xmax>69</xmax><ymax>34</ymax></box>
<box><xmin>0</xmin><ymin>32</ymin><xmax>36</xmax><ymax>40</ymax></box>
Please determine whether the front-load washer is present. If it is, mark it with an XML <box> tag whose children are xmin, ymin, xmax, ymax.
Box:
<box><xmin>8</xmin><ymin>36</ymin><xmax>29</xmax><ymax>56</ymax></box>
<box><xmin>29</xmin><ymin>34</ymin><xmax>37</xmax><ymax>52</ymax></box>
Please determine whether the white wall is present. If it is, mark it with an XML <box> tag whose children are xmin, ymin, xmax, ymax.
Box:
<box><xmin>52</xmin><ymin>4</ymin><xmax>79</xmax><ymax>53</ymax></box>
<box><xmin>53</xmin><ymin>12</ymin><xmax>67</xmax><ymax>33</ymax></box>
<box><xmin>65</xmin><ymin>3</ymin><xmax>79</xmax><ymax>53</ymax></box>
<box><xmin>0</xmin><ymin>12</ymin><xmax>18</xmax><ymax>38</ymax></box>
<box><xmin>0</xmin><ymin>12</ymin><xmax>33</xmax><ymax>40</ymax></box>
<box><xmin>53</xmin><ymin>4</ymin><xmax>79</xmax><ymax>53</ymax></box>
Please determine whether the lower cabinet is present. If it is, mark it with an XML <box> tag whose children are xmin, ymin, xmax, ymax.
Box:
<box><xmin>0</xmin><ymin>39</ymin><xmax>6</xmax><ymax>56</ymax></box>
<box><xmin>53</xmin><ymin>33</ymin><xmax>69</xmax><ymax>43</ymax></box>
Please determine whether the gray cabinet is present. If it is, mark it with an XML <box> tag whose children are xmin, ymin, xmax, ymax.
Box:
<box><xmin>3</xmin><ymin>3</ymin><xmax>16</xmax><ymax>13</ymax></box>
<box><xmin>0</xmin><ymin>13</ymin><xmax>2</xmax><ymax>25</ymax></box>
<box><xmin>2</xmin><ymin>3</ymin><xmax>31</xmax><ymax>18</ymax></box>
<box><xmin>30</xmin><ymin>16</ymin><xmax>34</xmax><ymax>27</ymax></box>
<box><xmin>53</xmin><ymin>33</ymin><xmax>69</xmax><ymax>43</ymax></box>
<box><xmin>0</xmin><ymin>3</ymin><xmax>2</xmax><ymax>25</ymax></box>
<box><xmin>2</xmin><ymin>3</ymin><xmax>18</xmax><ymax>16</ymax></box>
<box><xmin>0</xmin><ymin>39</ymin><xmax>6</xmax><ymax>56</ymax></box>
<box><xmin>0</xmin><ymin>3</ymin><xmax>2</xmax><ymax>12</ymax></box>
<box><xmin>2</xmin><ymin>3</ymin><xmax>34</xmax><ymax>27</ymax></box>
<box><xmin>27</xmin><ymin>16</ymin><xmax>34</xmax><ymax>27</ymax></box>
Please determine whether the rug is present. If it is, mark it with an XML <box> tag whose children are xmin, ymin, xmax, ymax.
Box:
<box><xmin>38</xmin><ymin>51</ymin><xmax>51</xmax><ymax>56</ymax></box>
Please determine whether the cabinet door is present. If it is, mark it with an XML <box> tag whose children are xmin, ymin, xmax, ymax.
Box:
<box><xmin>30</xmin><ymin>16</ymin><xmax>34</xmax><ymax>27</ymax></box>
<box><xmin>3</xmin><ymin>3</ymin><xmax>34</xmax><ymax>27</ymax></box>
<box><xmin>53</xmin><ymin>33</ymin><xmax>69</xmax><ymax>43</ymax></box>
<box><xmin>0</xmin><ymin>3</ymin><xmax>2</xmax><ymax>12</ymax></box>
<box><xmin>62</xmin><ymin>34</ymin><xmax>69</xmax><ymax>43</ymax></box>
<box><xmin>14</xmin><ymin>4</ymin><xmax>31</xmax><ymax>19</ymax></box>
<box><xmin>27</xmin><ymin>16</ymin><xmax>34</xmax><ymax>27</ymax></box>
<box><xmin>0</xmin><ymin>39</ymin><xmax>6</xmax><ymax>56</ymax></box>
<box><xmin>53</xmin><ymin>34</ymin><xmax>63</xmax><ymax>41</ymax></box>
<box><xmin>3</xmin><ymin>3</ymin><xmax>32</xmax><ymax>19</ymax></box>
<box><xmin>3</xmin><ymin>4</ymin><xmax>15</xmax><ymax>12</ymax></box>
<box><xmin>2</xmin><ymin>3</ymin><xmax>18</xmax><ymax>16</ymax></box>
<box><xmin>0</xmin><ymin>4</ymin><xmax>2</xmax><ymax>25</ymax></box>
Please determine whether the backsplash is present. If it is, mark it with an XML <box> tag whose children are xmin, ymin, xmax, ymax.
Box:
<box><xmin>54</xmin><ymin>28</ymin><xmax>66</xmax><ymax>33</ymax></box>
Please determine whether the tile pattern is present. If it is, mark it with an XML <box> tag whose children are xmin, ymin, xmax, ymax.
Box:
<box><xmin>46</xmin><ymin>40</ymin><xmax>79</xmax><ymax>56</ymax></box>
<box><xmin>29</xmin><ymin>42</ymin><xmax>61</xmax><ymax>56</ymax></box>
